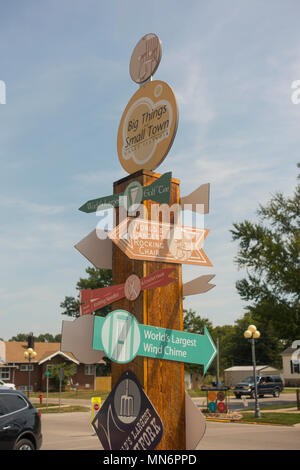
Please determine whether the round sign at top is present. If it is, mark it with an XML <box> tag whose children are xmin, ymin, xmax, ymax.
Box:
<box><xmin>129</xmin><ymin>33</ymin><xmax>162</xmax><ymax>84</ymax></box>
<box><xmin>117</xmin><ymin>80</ymin><xmax>178</xmax><ymax>174</ymax></box>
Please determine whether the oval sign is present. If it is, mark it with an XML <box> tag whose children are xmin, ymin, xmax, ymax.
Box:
<box><xmin>117</xmin><ymin>80</ymin><xmax>178</xmax><ymax>174</ymax></box>
<box><xmin>129</xmin><ymin>33</ymin><xmax>162</xmax><ymax>84</ymax></box>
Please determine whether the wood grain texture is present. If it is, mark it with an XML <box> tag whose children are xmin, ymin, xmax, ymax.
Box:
<box><xmin>111</xmin><ymin>169</ymin><xmax>186</xmax><ymax>450</ymax></box>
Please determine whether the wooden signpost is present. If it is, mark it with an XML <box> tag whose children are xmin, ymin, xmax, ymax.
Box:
<box><xmin>111</xmin><ymin>170</ymin><xmax>186</xmax><ymax>450</ymax></box>
<box><xmin>64</xmin><ymin>33</ymin><xmax>217</xmax><ymax>451</ymax></box>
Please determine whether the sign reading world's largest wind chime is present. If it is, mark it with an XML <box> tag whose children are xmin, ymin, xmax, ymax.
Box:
<box><xmin>61</xmin><ymin>33</ymin><xmax>217</xmax><ymax>451</ymax></box>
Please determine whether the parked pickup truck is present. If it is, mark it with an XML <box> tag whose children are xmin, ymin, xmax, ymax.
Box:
<box><xmin>234</xmin><ymin>375</ymin><xmax>284</xmax><ymax>398</ymax></box>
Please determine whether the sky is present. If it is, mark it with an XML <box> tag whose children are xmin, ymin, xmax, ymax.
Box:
<box><xmin>0</xmin><ymin>0</ymin><xmax>299</xmax><ymax>340</ymax></box>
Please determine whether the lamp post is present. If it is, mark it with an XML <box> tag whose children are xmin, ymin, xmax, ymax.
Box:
<box><xmin>244</xmin><ymin>324</ymin><xmax>261</xmax><ymax>418</ymax></box>
<box><xmin>24</xmin><ymin>348</ymin><xmax>37</xmax><ymax>399</ymax></box>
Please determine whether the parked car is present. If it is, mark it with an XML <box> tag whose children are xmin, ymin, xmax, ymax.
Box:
<box><xmin>0</xmin><ymin>388</ymin><xmax>42</xmax><ymax>450</ymax></box>
<box><xmin>0</xmin><ymin>379</ymin><xmax>16</xmax><ymax>389</ymax></box>
<box><xmin>234</xmin><ymin>375</ymin><xmax>284</xmax><ymax>399</ymax></box>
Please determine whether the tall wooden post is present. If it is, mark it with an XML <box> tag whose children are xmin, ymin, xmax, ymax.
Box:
<box><xmin>111</xmin><ymin>169</ymin><xmax>186</xmax><ymax>450</ymax></box>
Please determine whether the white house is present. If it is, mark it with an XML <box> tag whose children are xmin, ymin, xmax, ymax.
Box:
<box><xmin>280</xmin><ymin>345</ymin><xmax>300</xmax><ymax>386</ymax></box>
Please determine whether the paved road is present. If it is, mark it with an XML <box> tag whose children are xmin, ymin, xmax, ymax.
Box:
<box><xmin>40</xmin><ymin>412</ymin><xmax>101</xmax><ymax>450</ymax></box>
<box><xmin>197</xmin><ymin>421</ymin><xmax>300</xmax><ymax>450</ymax></box>
<box><xmin>39</xmin><ymin>407</ymin><xmax>300</xmax><ymax>450</ymax></box>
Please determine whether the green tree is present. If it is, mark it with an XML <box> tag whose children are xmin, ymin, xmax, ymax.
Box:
<box><xmin>60</xmin><ymin>267</ymin><xmax>112</xmax><ymax>318</ymax></box>
<box><xmin>223</xmin><ymin>312</ymin><xmax>283</xmax><ymax>369</ymax></box>
<box><xmin>49</xmin><ymin>362</ymin><xmax>77</xmax><ymax>391</ymax></box>
<box><xmin>183</xmin><ymin>308</ymin><xmax>215</xmax><ymax>376</ymax></box>
<box><xmin>212</xmin><ymin>324</ymin><xmax>236</xmax><ymax>373</ymax></box>
<box><xmin>9</xmin><ymin>333</ymin><xmax>61</xmax><ymax>342</ymax></box>
<box><xmin>9</xmin><ymin>333</ymin><xmax>29</xmax><ymax>342</ymax></box>
<box><xmin>231</xmin><ymin>165</ymin><xmax>300</xmax><ymax>344</ymax></box>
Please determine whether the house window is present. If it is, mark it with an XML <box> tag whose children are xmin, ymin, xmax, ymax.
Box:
<box><xmin>290</xmin><ymin>360</ymin><xmax>300</xmax><ymax>374</ymax></box>
<box><xmin>0</xmin><ymin>368</ymin><xmax>10</xmax><ymax>380</ymax></box>
<box><xmin>84</xmin><ymin>365</ymin><xmax>95</xmax><ymax>376</ymax></box>
<box><xmin>18</xmin><ymin>385</ymin><xmax>33</xmax><ymax>392</ymax></box>
<box><xmin>20</xmin><ymin>364</ymin><xmax>34</xmax><ymax>372</ymax></box>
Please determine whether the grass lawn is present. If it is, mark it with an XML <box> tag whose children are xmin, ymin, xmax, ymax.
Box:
<box><xmin>38</xmin><ymin>405</ymin><xmax>90</xmax><ymax>414</ymax></box>
<box><xmin>31</xmin><ymin>390</ymin><xmax>110</xmax><ymax>400</ymax></box>
<box><xmin>247</xmin><ymin>403</ymin><xmax>297</xmax><ymax>411</ymax></box>
<box><xmin>240</xmin><ymin>412</ymin><xmax>300</xmax><ymax>426</ymax></box>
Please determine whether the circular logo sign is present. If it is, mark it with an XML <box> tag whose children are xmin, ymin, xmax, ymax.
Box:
<box><xmin>113</xmin><ymin>377</ymin><xmax>141</xmax><ymax>424</ymax></box>
<box><xmin>129</xmin><ymin>33</ymin><xmax>162</xmax><ymax>84</ymax></box>
<box><xmin>123</xmin><ymin>181</ymin><xmax>143</xmax><ymax>209</ymax></box>
<box><xmin>124</xmin><ymin>274</ymin><xmax>141</xmax><ymax>301</ymax></box>
<box><xmin>94</xmin><ymin>403</ymin><xmax>100</xmax><ymax>411</ymax></box>
<box><xmin>101</xmin><ymin>310</ymin><xmax>141</xmax><ymax>364</ymax></box>
<box><xmin>117</xmin><ymin>80</ymin><xmax>178</xmax><ymax>174</ymax></box>
<box><xmin>208</xmin><ymin>401</ymin><xmax>217</xmax><ymax>412</ymax></box>
<box><xmin>217</xmin><ymin>402</ymin><xmax>227</xmax><ymax>413</ymax></box>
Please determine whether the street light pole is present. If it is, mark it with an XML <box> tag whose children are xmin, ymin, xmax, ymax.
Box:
<box><xmin>28</xmin><ymin>354</ymin><xmax>31</xmax><ymax>399</ymax></box>
<box><xmin>244</xmin><ymin>324</ymin><xmax>261</xmax><ymax>419</ymax></box>
<box><xmin>24</xmin><ymin>348</ymin><xmax>37</xmax><ymax>400</ymax></box>
<box><xmin>250</xmin><ymin>336</ymin><xmax>261</xmax><ymax>418</ymax></box>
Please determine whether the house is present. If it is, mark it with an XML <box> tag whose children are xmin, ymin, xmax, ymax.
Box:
<box><xmin>0</xmin><ymin>340</ymin><xmax>105</xmax><ymax>392</ymax></box>
<box><xmin>280</xmin><ymin>345</ymin><xmax>300</xmax><ymax>386</ymax></box>
<box><xmin>223</xmin><ymin>365</ymin><xmax>282</xmax><ymax>387</ymax></box>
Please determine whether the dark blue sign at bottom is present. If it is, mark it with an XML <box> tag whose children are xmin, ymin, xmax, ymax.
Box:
<box><xmin>92</xmin><ymin>370</ymin><xmax>164</xmax><ymax>450</ymax></box>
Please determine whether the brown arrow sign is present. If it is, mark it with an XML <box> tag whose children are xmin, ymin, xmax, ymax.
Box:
<box><xmin>183</xmin><ymin>274</ymin><xmax>216</xmax><ymax>296</ymax></box>
<box><xmin>109</xmin><ymin>217</ymin><xmax>212</xmax><ymax>266</ymax></box>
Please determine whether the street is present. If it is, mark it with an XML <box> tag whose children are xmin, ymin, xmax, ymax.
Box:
<box><xmin>39</xmin><ymin>394</ymin><xmax>300</xmax><ymax>450</ymax></box>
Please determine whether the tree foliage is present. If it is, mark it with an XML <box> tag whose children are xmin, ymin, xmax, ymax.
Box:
<box><xmin>60</xmin><ymin>267</ymin><xmax>112</xmax><ymax>317</ymax></box>
<box><xmin>49</xmin><ymin>362</ymin><xmax>77</xmax><ymax>391</ymax></box>
<box><xmin>231</xmin><ymin>165</ymin><xmax>300</xmax><ymax>343</ymax></box>
<box><xmin>9</xmin><ymin>333</ymin><xmax>61</xmax><ymax>342</ymax></box>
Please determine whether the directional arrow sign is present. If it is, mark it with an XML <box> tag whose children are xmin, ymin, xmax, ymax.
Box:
<box><xmin>183</xmin><ymin>274</ymin><xmax>216</xmax><ymax>296</ymax></box>
<box><xmin>185</xmin><ymin>391</ymin><xmax>206</xmax><ymax>450</ymax></box>
<box><xmin>92</xmin><ymin>310</ymin><xmax>217</xmax><ymax>374</ymax></box>
<box><xmin>108</xmin><ymin>217</ymin><xmax>212</xmax><ymax>267</ymax></box>
<box><xmin>61</xmin><ymin>315</ymin><xmax>106</xmax><ymax>364</ymax></box>
<box><xmin>80</xmin><ymin>268</ymin><xmax>176</xmax><ymax>315</ymax></box>
<box><xmin>180</xmin><ymin>183</ymin><xmax>210</xmax><ymax>214</ymax></box>
<box><xmin>79</xmin><ymin>172</ymin><xmax>172</xmax><ymax>213</ymax></box>
<box><xmin>74</xmin><ymin>229</ymin><xmax>112</xmax><ymax>270</ymax></box>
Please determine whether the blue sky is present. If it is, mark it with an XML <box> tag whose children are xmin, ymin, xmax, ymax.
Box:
<box><xmin>0</xmin><ymin>1</ymin><xmax>299</xmax><ymax>340</ymax></box>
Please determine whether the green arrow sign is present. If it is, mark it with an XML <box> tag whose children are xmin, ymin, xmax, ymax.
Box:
<box><xmin>79</xmin><ymin>172</ymin><xmax>172</xmax><ymax>213</ymax></box>
<box><xmin>93</xmin><ymin>310</ymin><xmax>217</xmax><ymax>374</ymax></box>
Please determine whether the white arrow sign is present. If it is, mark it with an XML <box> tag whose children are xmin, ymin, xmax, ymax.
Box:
<box><xmin>75</xmin><ymin>229</ymin><xmax>112</xmax><ymax>270</ymax></box>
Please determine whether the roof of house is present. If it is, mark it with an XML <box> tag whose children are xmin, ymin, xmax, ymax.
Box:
<box><xmin>281</xmin><ymin>347</ymin><xmax>299</xmax><ymax>355</ymax></box>
<box><xmin>0</xmin><ymin>341</ymin><xmax>104</xmax><ymax>365</ymax></box>
<box><xmin>224</xmin><ymin>365</ymin><xmax>279</xmax><ymax>372</ymax></box>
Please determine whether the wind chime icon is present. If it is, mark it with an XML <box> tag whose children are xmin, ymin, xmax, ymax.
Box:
<box><xmin>120</xmin><ymin>378</ymin><xmax>134</xmax><ymax>418</ymax></box>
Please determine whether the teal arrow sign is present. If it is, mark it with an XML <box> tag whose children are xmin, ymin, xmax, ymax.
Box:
<box><xmin>79</xmin><ymin>172</ymin><xmax>172</xmax><ymax>213</ymax></box>
<box><xmin>93</xmin><ymin>310</ymin><xmax>217</xmax><ymax>374</ymax></box>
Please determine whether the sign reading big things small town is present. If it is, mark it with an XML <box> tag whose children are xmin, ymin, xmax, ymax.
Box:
<box><xmin>117</xmin><ymin>80</ymin><xmax>179</xmax><ymax>174</ymax></box>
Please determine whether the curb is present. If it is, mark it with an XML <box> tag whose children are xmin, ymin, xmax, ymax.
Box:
<box><xmin>205</xmin><ymin>418</ymin><xmax>295</xmax><ymax>427</ymax></box>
